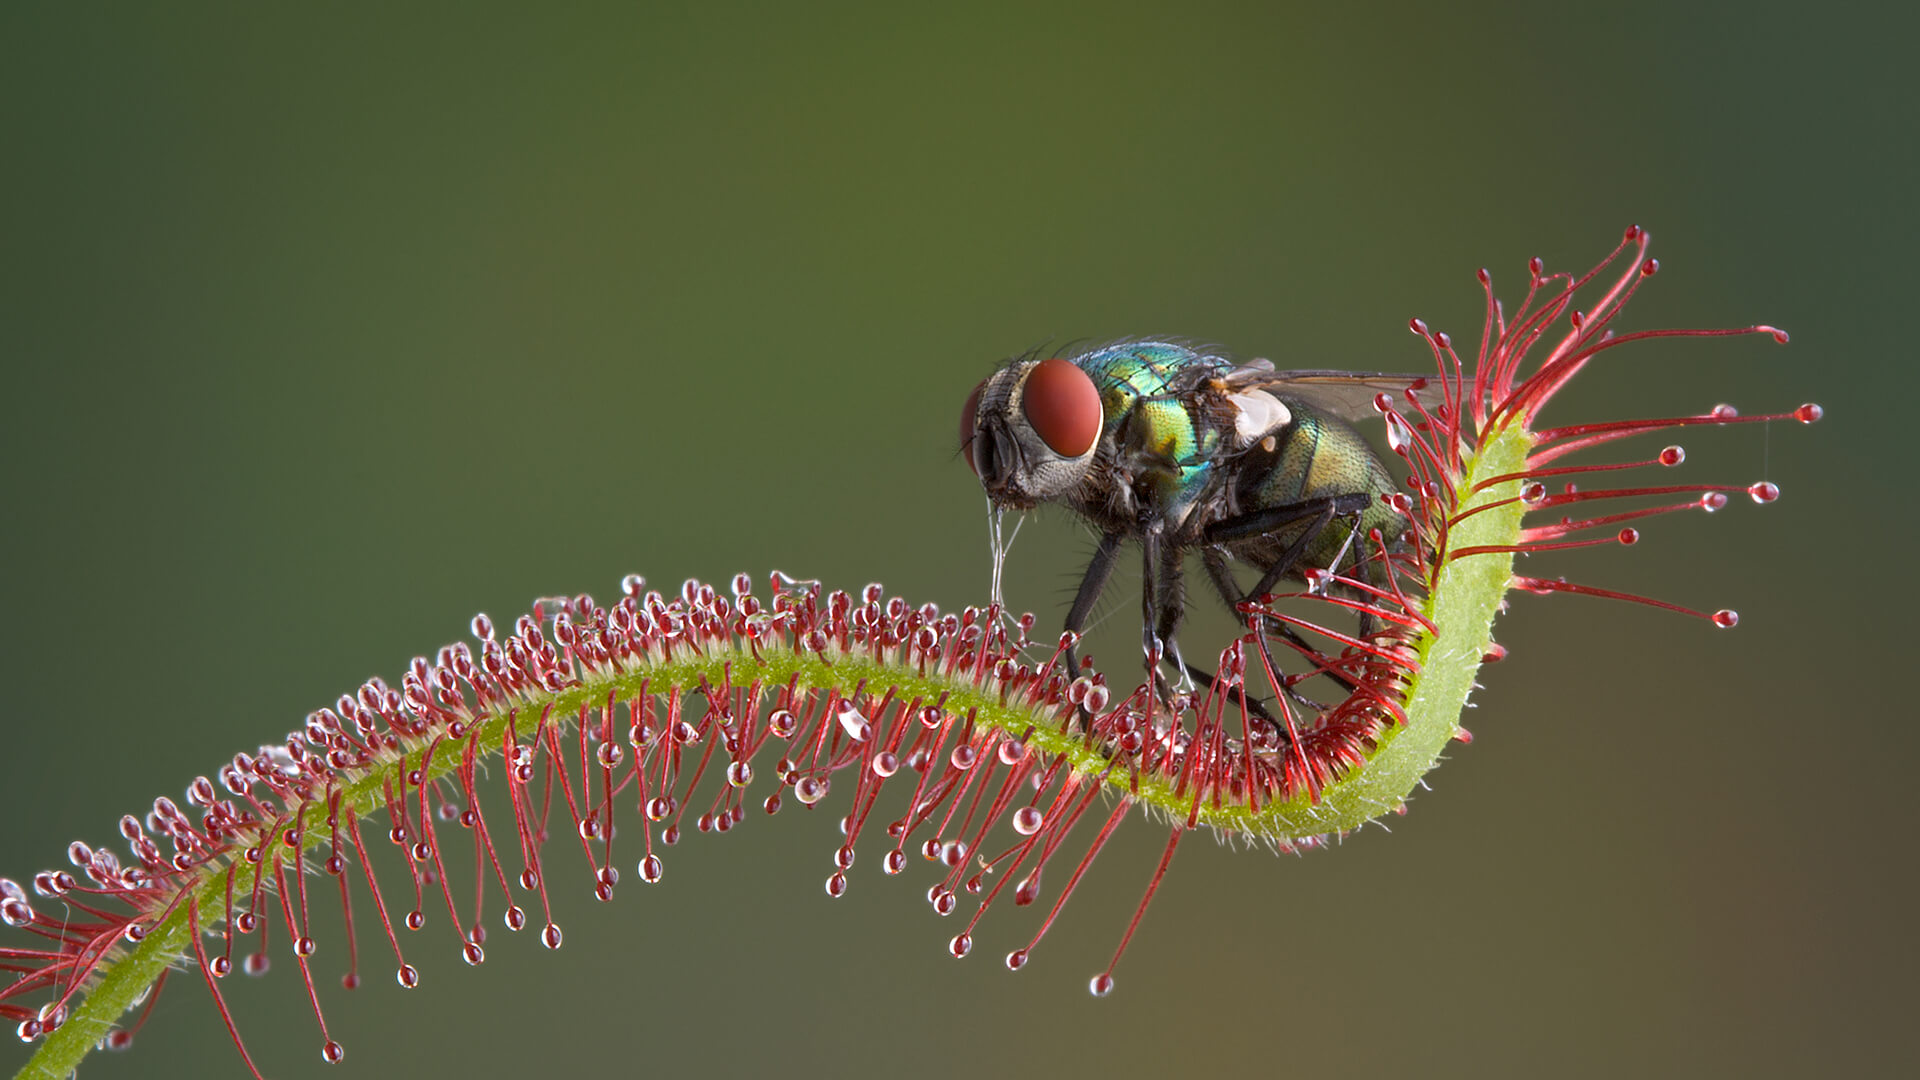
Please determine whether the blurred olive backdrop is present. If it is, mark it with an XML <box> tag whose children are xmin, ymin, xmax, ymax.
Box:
<box><xmin>3</xmin><ymin>4</ymin><xmax>1911</xmax><ymax>1078</ymax></box>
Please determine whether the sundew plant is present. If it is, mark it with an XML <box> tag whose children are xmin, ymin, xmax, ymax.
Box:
<box><xmin>1</xmin><ymin>229</ymin><xmax>1819</xmax><ymax>1078</ymax></box>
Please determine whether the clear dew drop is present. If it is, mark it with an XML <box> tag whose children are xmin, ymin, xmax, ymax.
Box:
<box><xmin>322</xmin><ymin>1040</ymin><xmax>345</xmax><ymax>1064</ymax></box>
<box><xmin>1713</xmin><ymin>609</ymin><xmax>1740</xmax><ymax>629</ymax></box>
<box><xmin>824</xmin><ymin>872</ymin><xmax>848</xmax><ymax>898</ymax></box>
<box><xmin>1748</xmin><ymin>481</ymin><xmax>1780</xmax><ymax>504</ymax></box>
<box><xmin>794</xmin><ymin>777</ymin><xmax>830</xmax><ymax>805</ymax></box>
<box><xmin>542</xmin><ymin>924</ymin><xmax>563</xmax><ymax>950</ymax></box>
<box><xmin>0</xmin><ymin>898</ymin><xmax>29</xmax><ymax>929</ymax></box>
<box><xmin>1012</xmin><ymin>807</ymin><xmax>1045</xmax><ymax>836</ymax></box>
<box><xmin>1089</xmin><ymin>973</ymin><xmax>1115</xmax><ymax>997</ymax></box>
<box><xmin>726</xmin><ymin>760</ymin><xmax>753</xmax><ymax>788</ymax></box>
<box><xmin>1005</xmin><ymin>948</ymin><xmax>1029</xmax><ymax>971</ymax></box>
<box><xmin>1385</xmin><ymin>413</ymin><xmax>1412</xmax><ymax>454</ymax></box>
<box><xmin>397</xmin><ymin>964</ymin><xmax>420</xmax><ymax>989</ymax></box>
<box><xmin>949</xmin><ymin>933</ymin><xmax>972</xmax><ymax>959</ymax></box>
<box><xmin>871</xmin><ymin>751</ymin><xmax>899</xmax><ymax>777</ymax></box>
<box><xmin>639</xmin><ymin>854</ymin><xmax>663</xmax><ymax>883</ymax></box>
<box><xmin>1014</xmin><ymin>872</ymin><xmax>1041</xmax><ymax>906</ymax></box>
<box><xmin>883</xmin><ymin>850</ymin><xmax>906</xmax><ymax>875</ymax></box>
<box><xmin>462</xmin><ymin>942</ymin><xmax>485</xmax><ymax>965</ymax></box>
<box><xmin>836</xmin><ymin>702</ymin><xmax>872</xmax><ymax>742</ymax></box>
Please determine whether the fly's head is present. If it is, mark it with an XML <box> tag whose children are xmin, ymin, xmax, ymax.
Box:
<box><xmin>960</xmin><ymin>357</ymin><xmax>1105</xmax><ymax>511</ymax></box>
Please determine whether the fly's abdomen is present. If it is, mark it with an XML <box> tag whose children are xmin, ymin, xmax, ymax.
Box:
<box><xmin>1230</xmin><ymin>404</ymin><xmax>1401</xmax><ymax>582</ymax></box>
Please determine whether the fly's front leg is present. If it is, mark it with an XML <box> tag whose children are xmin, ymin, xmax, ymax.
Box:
<box><xmin>1062</xmin><ymin>531</ymin><xmax>1125</xmax><ymax>676</ymax></box>
<box><xmin>1149</xmin><ymin>532</ymin><xmax>1195</xmax><ymax>695</ymax></box>
<box><xmin>1138</xmin><ymin>521</ymin><xmax>1162</xmax><ymax>667</ymax></box>
<box><xmin>1137</xmin><ymin>520</ymin><xmax>1189</xmax><ymax>707</ymax></box>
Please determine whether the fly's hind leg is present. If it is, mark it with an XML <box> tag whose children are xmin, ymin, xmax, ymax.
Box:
<box><xmin>1206</xmin><ymin>493</ymin><xmax>1374</xmax><ymax>600</ymax></box>
<box><xmin>1200</xmin><ymin>493</ymin><xmax>1376</xmax><ymax>709</ymax></box>
<box><xmin>1198</xmin><ymin>548</ymin><xmax>1349</xmax><ymax>717</ymax></box>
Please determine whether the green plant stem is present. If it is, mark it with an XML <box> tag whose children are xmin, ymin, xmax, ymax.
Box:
<box><xmin>19</xmin><ymin>426</ymin><xmax>1529</xmax><ymax>1080</ymax></box>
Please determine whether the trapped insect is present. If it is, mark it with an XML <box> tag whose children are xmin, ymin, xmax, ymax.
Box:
<box><xmin>959</xmin><ymin>340</ymin><xmax>1430</xmax><ymax>709</ymax></box>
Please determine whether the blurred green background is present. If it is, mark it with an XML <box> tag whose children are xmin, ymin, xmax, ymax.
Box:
<box><xmin>3</xmin><ymin>4</ymin><xmax>1911</xmax><ymax>1078</ymax></box>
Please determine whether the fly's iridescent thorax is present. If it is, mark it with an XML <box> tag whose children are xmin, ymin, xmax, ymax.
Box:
<box><xmin>1072</xmin><ymin>342</ymin><xmax>1239</xmax><ymax>528</ymax></box>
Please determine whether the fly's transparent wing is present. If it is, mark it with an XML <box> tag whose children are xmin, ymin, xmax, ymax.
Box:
<box><xmin>1225</xmin><ymin>364</ymin><xmax>1439</xmax><ymax>425</ymax></box>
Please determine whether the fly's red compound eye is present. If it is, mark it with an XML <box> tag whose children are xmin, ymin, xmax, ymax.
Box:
<box><xmin>1020</xmin><ymin>358</ymin><xmax>1101</xmax><ymax>458</ymax></box>
<box><xmin>960</xmin><ymin>379</ymin><xmax>987</xmax><ymax>476</ymax></box>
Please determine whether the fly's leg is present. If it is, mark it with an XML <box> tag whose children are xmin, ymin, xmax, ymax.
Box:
<box><xmin>1198</xmin><ymin>548</ymin><xmax>1340</xmax><ymax>716</ymax></box>
<box><xmin>1201</xmin><ymin>493</ymin><xmax>1376</xmax><ymax>709</ymax></box>
<box><xmin>1138</xmin><ymin>523</ymin><xmax>1166</xmax><ymax>692</ymax></box>
<box><xmin>1147</xmin><ymin>528</ymin><xmax>1196</xmax><ymax>696</ymax></box>
<box><xmin>1137</xmin><ymin>521</ymin><xmax>1194</xmax><ymax>708</ymax></box>
<box><xmin>1176</xmin><ymin>547</ymin><xmax>1284</xmax><ymax>724</ymax></box>
<box><xmin>1206</xmin><ymin>493</ymin><xmax>1374</xmax><ymax>600</ymax></box>
<box><xmin>1061</xmin><ymin>531</ymin><xmax>1125</xmax><ymax>677</ymax></box>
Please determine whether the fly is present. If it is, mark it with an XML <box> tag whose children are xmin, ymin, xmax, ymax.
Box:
<box><xmin>959</xmin><ymin>340</ymin><xmax>1430</xmax><ymax>713</ymax></box>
